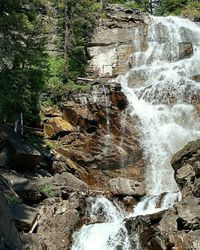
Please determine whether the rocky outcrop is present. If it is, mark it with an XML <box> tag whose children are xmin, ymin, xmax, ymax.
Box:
<box><xmin>86</xmin><ymin>4</ymin><xmax>150</xmax><ymax>79</ymax></box>
<box><xmin>42</xmin><ymin>81</ymin><xmax>143</xmax><ymax>192</ymax></box>
<box><xmin>0</xmin><ymin>169</ymin><xmax>89</xmax><ymax>250</ymax></box>
<box><xmin>24</xmin><ymin>194</ymin><xmax>86</xmax><ymax>250</ymax></box>
<box><xmin>171</xmin><ymin>138</ymin><xmax>200</xmax><ymax>198</ymax></box>
<box><xmin>0</xmin><ymin>128</ymin><xmax>42</xmax><ymax>170</ymax></box>
<box><xmin>125</xmin><ymin>214</ymin><xmax>173</xmax><ymax>250</ymax></box>
<box><xmin>0</xmin><ymin>188</ymin><xmax>22</xmax><ymax>250</ymax></box>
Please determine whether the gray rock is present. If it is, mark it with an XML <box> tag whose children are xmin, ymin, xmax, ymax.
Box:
<box><xmin>124</xmin><ymin>215</ymin><xmax>173</xmax><ymax>250</ymax></box>
<box><xmin>108</xmin><ymin>178</ymin><xmax>145</xmax><ymax>196</ymax></box>
<box><xmin>0</xmin><ymin>128</ymin><xmax>42</xmax><ymax>170</ymax></box>
<box><xmin>54</xmin><ymin>172</ymin><xmax>89</xmax><ymax>192</ymax></box>
<box><xmin>0</xmin><ymin>190</ymin><xmax>22</xmax><ymax>250</ymax></box>
<box><xmin>176</xmin><ymin>196</ymin><xmax>200</xmax><ymax>231</ymax></box>
<box><xmin>9</xmin><ymin>203</ymin><xmax>38</xmax><ymax>232</ymax></box>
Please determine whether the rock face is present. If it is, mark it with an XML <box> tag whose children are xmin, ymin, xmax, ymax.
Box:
<box><xmin>171</xmin><ymin>139</ymin><xmax>200</xmax><ymax>198</ymax></box>
<box><xmin>0</xmin><ymin>128</ymin><xmax>42</xmax><ymax>170</ymax></box>
<box><xmin>27</xmin><ymin>195</ymin><xmax>85</xmax><ymax>250</ymax></box>
<box><xmin>42</xmin><ymin>81</ymin><xmax>143</xmax><ymax>191</ymax></box>
<box><xmin>0</xmin><ymin>188</ymin><xmax>22</xmax><ymax>250</ymax></box>
<box><xmin>86</xmin><ymin>4</ymin><xmax>150</xmax><ymax>79</ymax></box>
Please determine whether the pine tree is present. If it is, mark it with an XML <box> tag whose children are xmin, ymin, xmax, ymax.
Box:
<box><xmin>0</xmin><ymin>0</ymin><xmax>47</xmax><ymax>123</ymax></box>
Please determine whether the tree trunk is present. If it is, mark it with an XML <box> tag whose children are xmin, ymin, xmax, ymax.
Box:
<box><xmin>64</xmin><ymin>2</ymin><xmax>69</xmax><ymax>75</ymax></box>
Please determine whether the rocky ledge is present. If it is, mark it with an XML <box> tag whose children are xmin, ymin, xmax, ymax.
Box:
<box><xmin>86</xmin><ymin>4</ymin><xmax>150</xmax><ymax>79</ymax></box>
<box><xmin>0</xmin><ymin>80</ymin><xmax>146</xmax><ymax>249</ymax></box>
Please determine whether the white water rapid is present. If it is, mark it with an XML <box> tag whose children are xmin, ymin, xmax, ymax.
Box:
<box><xmin>71</xmin><ymin>16</ymin><xmax>200</xmax><ymax>250</ymax></box>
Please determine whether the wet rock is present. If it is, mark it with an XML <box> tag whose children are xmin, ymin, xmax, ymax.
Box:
<box><xmin>43</xmin><ymin>82</ymin><xmax>143</xmax><ymax>191</ymax></box>
<box><xmin>179</xmin><ymin>42</ymin><xmax>193</xmax><ymax>60</ymax></box>
<box><xmin>194</xmin><ymin>16</ymin><xmax>200</xmax><ymax>22</ymax></box>
<box><xmin>63</xmin><ymin>105</ymin><xmax>98</xmax><ymax>133</ymax></box>
<box><xmin>124</xmin><ymin>215</ymin><xmax>173</xmax><ymax>250</ymax></box>
<box><xmin>108</xmin><ymin>178</ymin><xmax>145</xmax><ymax>196</ymax></box>
<box><xmin>0</xmin><ymin>128</ymin><xmax>42</xmax><ymax>170</ymax></box>
<box><xmin>192</xmin><ymin>74</ymin><xmax>200</xmax><ymax>82</ymax></box>
<box><xmin>122</xmin><ymin>196</ymin><xmax>137</xmax><ymax>207</ymax></box>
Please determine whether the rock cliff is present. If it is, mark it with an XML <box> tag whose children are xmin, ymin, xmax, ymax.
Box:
<box><xmin>86</xmin><ymin>4</ymin><xmax>150</xmax><ymax>79</ymax></box>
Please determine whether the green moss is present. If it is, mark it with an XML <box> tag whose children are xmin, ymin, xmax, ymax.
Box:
<box><xmin>66</xmin><ymin>80</ymin><xmax>92</xmax><ymax>91</ymax></box>
<box><xmin>40</xmin><ymin>184</ymin><xmax>54</xmax><ymax>197</ymax></box>
<box><xmin>44</xmin><ymin>139</ymin><xmax>57</xmax><ymax>150</ymax></box>
<box><xmin>7</xmin><ymin>195</ymin><xmax>21</xmax><ymax>204</ymax></box>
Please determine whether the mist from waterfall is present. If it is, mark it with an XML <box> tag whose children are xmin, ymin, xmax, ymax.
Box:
<box><xmin>71</xmin><ymin>16</ymin><xmax>200</xmax><ymax>250</ymax></box>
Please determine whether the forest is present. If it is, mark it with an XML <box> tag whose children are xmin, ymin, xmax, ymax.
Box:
<box><xmin>0</xmin><ymin>0</ymin><xmax>200</xmax><ymax>125</ymax></box>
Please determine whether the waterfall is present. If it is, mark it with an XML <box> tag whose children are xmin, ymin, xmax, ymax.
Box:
<box><xmin>120</xmin><ymin>110</ymin><xmax>127</xmax><ymax>168</ymax></box>
<box><xmin>119</xmin><ymin>16</ymin><xmax>200</xmax><ymax>196</ymax></box>
<box><xmin>71</xmin><ymin>197</ymin><xmax>131</xmax><ymax>250</ymax></box>
<box><xmin>71</xmin><ymin>16</ymin><xmax>200</xmax><ymax>250</ymax></box>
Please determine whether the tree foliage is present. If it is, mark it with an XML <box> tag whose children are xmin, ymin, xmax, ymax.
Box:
<box><xmin>0</xmin><ymin>0</ymin><xmax>47</xmax><ymax>123</ymax></box>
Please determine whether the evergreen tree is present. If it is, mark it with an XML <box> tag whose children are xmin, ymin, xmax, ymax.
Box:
<box><xmin>0</xmin><ymin>0</ymin><xmax>47</xmax><ymax>123</ymax></box>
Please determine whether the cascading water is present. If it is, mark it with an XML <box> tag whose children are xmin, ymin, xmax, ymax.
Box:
<box><xmin>71</xmin><ymin>16</ymin><xmax>200</xmax><ymax>249</ymax></box>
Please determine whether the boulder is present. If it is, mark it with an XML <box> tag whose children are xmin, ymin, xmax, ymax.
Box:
<box><xmin>34</xmin><ymin>195</ymin><xmax>85</xmax><ymax>249</ymax></box>
<box><xmin>171</xmin><ymin>139</ymin><xmax>200</xmax><ymax>171</ymax></box>
<box><xmin>124</xmin><ymin>215</ymin><xmax>173</xmax><ymax>250</ymax></box>
<box><xmin>44</xmin><ymin>117</ymin><xmax>75</xmax><ymax>137</ymax></box>
<box><xmin>179</xmin><ymin>42</ymin><xmax>193</xmax><ymax>60</ymax></box>
<box><xmin>108</xmin><ymin>178</ymin><xmax>145</xmax><ymax>196</ymax></box>
<box><xmin>1</xmin><ymin>170</ymin><xmax>89</xmax><ymax>203</ymax></box>
<box><xmin>0</xmin><ymin>128</ymin><xmax>42</xmax><ymax>170</ymax></box>
<box><xmin>176</xmin><ymin>164</ymin><xmax>196</xmax><ymax>189</ymax></box>
<box><xmin>9</xmin><ymin>203</ymin><xmax>38</xmax><ymax>232</ymax></box>
<box><xmin>171</xmin><ymin>139</ymin><xmax>200</xmax><ymax>198</ymax></box>
<box><xmin>192</xmin><ymin>74</ymin><xmax>200</xmax><ymax>82</ymax></box>
<box><xmin>176</xmin><ymin>196</ymin><xmax>200</xmax><ymax>231</ymax></box>
<box><xmin>54</xmin><ymin>172</ymin><xmax>89</xmax><ymax>192</ymax></box>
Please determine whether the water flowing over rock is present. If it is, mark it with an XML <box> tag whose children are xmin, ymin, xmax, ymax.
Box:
<box><xmin>71</xmin><ymin>14</ymin><xmax>200</xmax><ymax>250</ymax></box>
<box><xmin>46</xmin><ymin>82</ymin><xmax>143</xmax><ymax>191</ymax></box>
